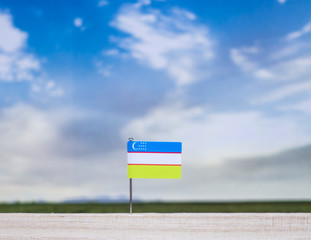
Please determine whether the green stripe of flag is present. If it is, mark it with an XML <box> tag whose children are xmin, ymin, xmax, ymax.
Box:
<box><xmin>128</xmin><ymin>165</ymin><xmax>181</xmax><ymax>179</ymax></box>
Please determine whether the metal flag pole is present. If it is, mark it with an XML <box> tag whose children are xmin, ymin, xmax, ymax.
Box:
<box><xmin>129</xmin><ymin>178</ymin><xmax>132</xmax><ymax>214</ymax></box>
<box><xmin>128</xmin><ymin>137</ymin><xmax>133</xmax><ymax>214</ymax></box>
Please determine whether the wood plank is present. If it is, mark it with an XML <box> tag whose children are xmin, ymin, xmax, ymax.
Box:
<box><xmin>0</xmin><ymin>213</ymin><xmax>310</xmax><ymax>239</ymax></box>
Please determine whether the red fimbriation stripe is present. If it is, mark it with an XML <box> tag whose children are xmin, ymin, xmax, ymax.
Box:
<box><xmin>127</xmin><ymin>152</ymin><xmax>182</xmax><ymax>154</ymax></box>
<box><xmin>127</xmin><ymin>164</ymin><xmax>182</xmax><ymax>166</ymax></box>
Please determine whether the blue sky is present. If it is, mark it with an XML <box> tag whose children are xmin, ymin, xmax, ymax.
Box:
<box><xmin>0</xmin><ymin>0</ymin><xmax>311</xmax><ymax>202</ymax></box>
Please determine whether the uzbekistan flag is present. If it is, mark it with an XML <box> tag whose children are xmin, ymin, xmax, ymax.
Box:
<box><xmin>127</xmin><ymin>141</ymin><xmax>182</xmax><ymax>179</ymax></box>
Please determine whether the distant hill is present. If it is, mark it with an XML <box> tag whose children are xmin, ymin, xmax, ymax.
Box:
<box><xmin>62</xmin><ymin>195</ymin><xmax>134</xmax><ymax>203</ymax></box>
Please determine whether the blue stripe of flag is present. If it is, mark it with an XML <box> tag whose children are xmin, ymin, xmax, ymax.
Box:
<box><xmin>127</xmin><ymin>141</ymin><xmax>182</xmax><ymax>153</ymax></box>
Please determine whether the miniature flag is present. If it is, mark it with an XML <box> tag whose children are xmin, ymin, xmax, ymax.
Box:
<box><xmin>127</xmin><ymin>141</ymin><xmax>182</xmax><ymax>179</ymax></box>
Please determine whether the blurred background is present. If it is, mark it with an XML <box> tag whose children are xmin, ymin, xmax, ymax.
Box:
<box><xmin>0</xmin><ymin>0</ymin><xmax>310</xmax><ymax>205</ymax></box>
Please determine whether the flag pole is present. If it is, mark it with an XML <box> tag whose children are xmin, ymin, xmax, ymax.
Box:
<box><xmin>129</xmin><ymin>178</ymin><xmax>132</xmax><ymax>214</ymax></box>
<box><xmin>128</xmin><ymin>137</ymin><xmax>133</xmax><ymax>214</ymax></box>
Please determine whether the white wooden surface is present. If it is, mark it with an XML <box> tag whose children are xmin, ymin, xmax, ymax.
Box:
<box><xmin>0</xmin><ymin>213</ymin><xmax>310</xmax><ymax>239</ymax></box>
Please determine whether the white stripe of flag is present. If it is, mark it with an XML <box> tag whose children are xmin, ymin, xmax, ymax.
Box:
<box><xmin>128</xmin><ymin>152</ymin><xmax>182</xmax><ymax>165</ymax></box>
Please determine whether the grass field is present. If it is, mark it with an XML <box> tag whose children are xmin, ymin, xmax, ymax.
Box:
<box><xmin>0</xmin><ymin>201</ymin><xmax>311</xmax><ymax>213</ymax></box>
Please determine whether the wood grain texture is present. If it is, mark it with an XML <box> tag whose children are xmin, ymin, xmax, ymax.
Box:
<box><xmin>0</xmin><ymin>213</ymin><xmax>310</xmax><ymax>239</ymax></box>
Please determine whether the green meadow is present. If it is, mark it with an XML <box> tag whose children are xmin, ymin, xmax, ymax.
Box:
<box><xmin>0</xmin><ymin>201</ymin><xmax>310</xmax><ymax>213</ymax></box>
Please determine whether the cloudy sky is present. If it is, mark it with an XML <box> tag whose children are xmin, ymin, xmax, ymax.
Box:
<box><xmin>0</xmin><ymin>0</ymin><xmax>310</xmax><ymax>202</ymax></box>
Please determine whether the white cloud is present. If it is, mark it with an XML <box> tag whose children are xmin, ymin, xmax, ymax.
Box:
<box><xmin>2</xmin><ymin>101</ymin><xmax>307</xmax><ymax>201</ymax></box>
<box><xmin>121</xmin><ymin>102</ymin><xmax>311</xmax><ymax>200</ymax></box>
<box><xmin>230</xmin><ymin>47</ymin><xmax>281</xmax><ymax>81</ymax></box>
<box><xmin>172</xmin><ymin>7</ymin><xmax>196</xmax><ymax>20</ymax></box>
<box><xmin>121</xmin><ymin>104</ymin><xmax>311</xmax><ymax>165</ymax></box>
<box><xmin>286</xmin><ymin>22</ymin><xmax>311</xmax><ymax>41</ymax></box>
<box><xmin>98</xmin><ymin>0</ymin><xmax>109</xmax><ymax>7</ymax></box>
<box><xmin>111</xmin><ymin>2</ymin><xmax>214</xmax><ymax>85</ymax></box>
<box><xmin>231</xmin><ymin>41</ymin><xmax>311</xmax><ymax>82</ymax></box>
<box><xmin>0</xmin><ymin>52</ymin><xmax>40</xmax><ymax>82</ymax></box>
<box><xmin>280</xmin><ymin>98</ymin><xmax>311</xmax><ymax>114</ymax></box>
<box><xmin>230</xmin><ymin>48</ymin><xmax>258</xmax><ymax>72</ymax></box>
<box><xmin>248</xmin><ymin>54</ymin><xmax>311</xmax><ymax>82</ymax></box>
<box><xmin>253</xmin><ymin>81</ymin><xmax>311</xmax><ymax>104</ymax></box>
<box><xmin>231</xmin><ymin>24</ymin><xmax>311</xmax><ymax>112</ymax></box>
<box><xmin>95</xmin><ymin>60</ymin><xmax>112</xmax><ymax>77</ymax></box>
<box><xmin>278</xmin><ymin>0</ymin><xmax>287</xmax><ymax>4</ymax></box>
<box><xmin>73</xmin><ymin>17</ymin><xmax>86</xmax><ymax>31</ymax></box>
<box><xmin>0</xmin><ymin>104</ymin><xmax>70</xmax><ymax>200</ymax></box>
<box><xmin>0</xmin><ymin>104</ymin><xmax>64</xmax><ymax>159</ymax></box>
<box><xmin>31</xmin><ymin>79</ymin><xmax>64</xmax><ymax>97</ymax></box>
<box><xmin>0</xmin><ymin>12</ymin><xmax>27</xmax><ymax>53</ymax></box>
<box><xmin>134</xmin><ymin>0</ymin><xmax>152</xmax><ymax>8</ymax></box>
<box><xmin>0</xmin><ymin>11</ymin><xmax>63</xmax><ymax>97</ymax></box>
<box><xmin>0</xmin><ymin>12</ymin><xmax>40</xmax><ymax>82</ymax></box>
<box><xmin>0</xmin><ymin>104</ymin><xmax>127</xmax><ymax>202</ymax></box>
<box><xmin>73</xmin><ymin>17</ymin><xmax>83</xmax><ymax>27</ymax></box>
<box><xmin>103</xmin><ymin>48</ymin><xmax>120</xmax><ymax>56</ymax></box>
<box><xmin>270</xmin><ymin>43</ymin><xmax>308</xmax><ymax>60</ymax></box>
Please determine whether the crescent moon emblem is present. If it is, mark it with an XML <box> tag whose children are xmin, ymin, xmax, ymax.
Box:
<box><xmin>132</xmin><ymin>142</ymin><xmax>136</xmax><ymax>150</ymax></box>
